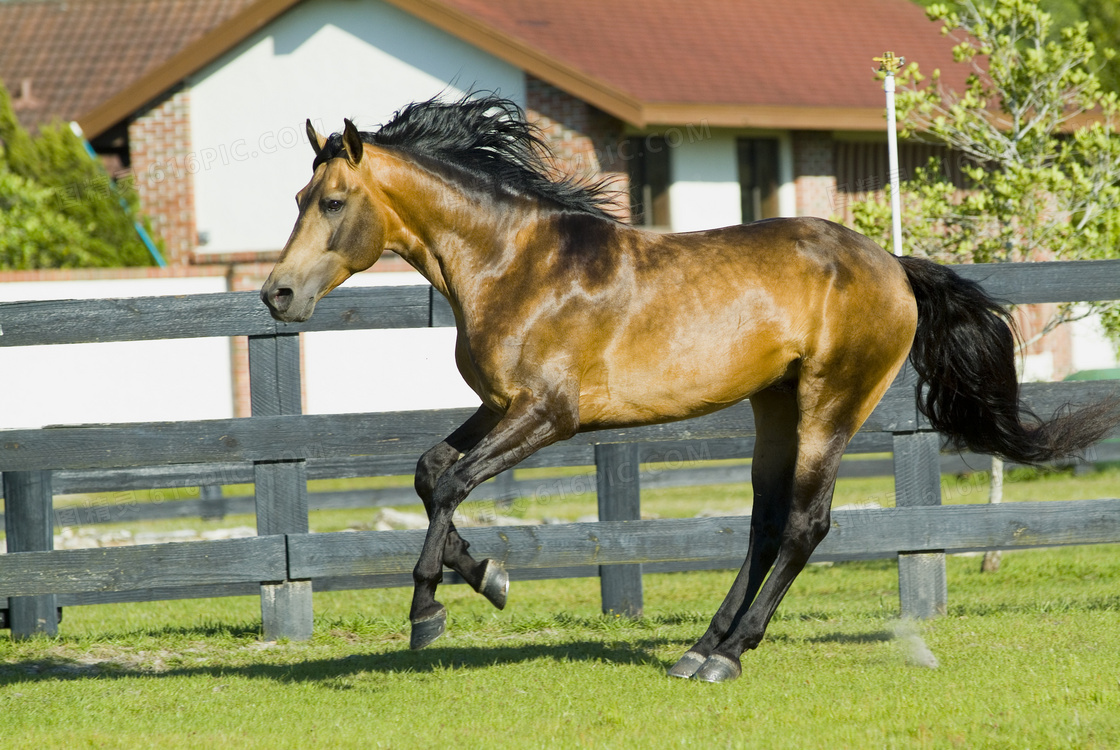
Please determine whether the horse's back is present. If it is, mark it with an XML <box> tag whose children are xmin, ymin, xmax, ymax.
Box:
<box><xmin>681</xmin><ymin>217</ymin><xmax>904</xmax><ymax>279</ymax></box>
<box><xmin>630</xmin><ymin>217</ymin><xmax>915</xmax><ymax>341</ymax></box>
<box><xmin>570</xmin><ymin>217</ymin><xmax>917</xmax><ymax>429</ymax></box>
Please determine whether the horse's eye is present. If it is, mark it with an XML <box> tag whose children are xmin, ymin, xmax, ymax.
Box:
<box><xmin>322</xmin><ymin>199</ymin><xmax>344</xmax><ymax>213</ymax></box>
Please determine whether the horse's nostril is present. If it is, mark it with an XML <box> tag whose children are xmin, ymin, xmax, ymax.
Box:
<box><xmin>263</xmin><ymin>286</ymin><xmax>295</xmax><ymax>312</ymax></box>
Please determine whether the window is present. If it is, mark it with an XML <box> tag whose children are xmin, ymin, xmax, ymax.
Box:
<box><xmin>828</xmin><ymin>140</ymin><xmax>973</xmax><ymax>222</ymax></box>
<box><xmin>626</xmin><ymin>135</ymin><xmax>671</xmax><ymax>228</ymax></box>
<box><xmin>833</xmin><ymin>141</ymin><xmax>970</xmax><ymax>199</ymax></box>
<box><xmin>737</xmin><ymin>138</ymin><xmax>780</xmax><ymax>223</ymax></box>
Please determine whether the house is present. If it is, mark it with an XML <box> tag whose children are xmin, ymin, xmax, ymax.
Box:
<box><xmin>2</xmin><ymin>0</ymin><xmax>1108</xmax><ymax>424</ymax></box>
<box><xmin>2</xmin><ymin>0</ymin><xmax>974</xmax><ymax>261</ymax></box>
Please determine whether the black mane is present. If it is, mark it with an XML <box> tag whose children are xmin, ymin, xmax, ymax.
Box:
<box><xmin>313</xmin><ymin>94</ymin><xmax>619</xmax><ymax>219</ymax></box>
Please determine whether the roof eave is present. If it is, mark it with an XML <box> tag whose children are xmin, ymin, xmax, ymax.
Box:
<box><xmin>639</xmin><ymin>103</ymin><xmax>890</xmax><ymax>131</ymax></box>
<box><xmin>383</xmin><ymin>1</ymin><xmax>894</xmax><ymax>131</ymax></box>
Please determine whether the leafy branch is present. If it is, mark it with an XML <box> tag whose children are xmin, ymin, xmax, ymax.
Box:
<box><xmin>852</xmin><ymin>0</ymin><xmax>1120</xmax><ymax>358</ymax></box>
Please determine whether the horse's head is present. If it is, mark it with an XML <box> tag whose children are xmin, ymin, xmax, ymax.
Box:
<box><xmin>260</xmin><ymin>119</ymin><xmax>389</xmax><ymax>322</ymax></box>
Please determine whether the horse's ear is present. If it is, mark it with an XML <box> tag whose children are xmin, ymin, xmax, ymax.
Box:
<box><xmin>306</xmin><ymin>119</ymin><xmax>326</xmax><ymax>157</ymax></box>
<box><xmin>341</xmin><ymin>118</ymin><xmax>363</xmax><ymax>166</ymax></box>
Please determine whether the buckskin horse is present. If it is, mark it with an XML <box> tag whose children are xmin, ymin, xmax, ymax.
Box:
<box><xmin>260</xmin><ymin>94</ymin><xmax>1118</xmax><ymax>682</ymax></box>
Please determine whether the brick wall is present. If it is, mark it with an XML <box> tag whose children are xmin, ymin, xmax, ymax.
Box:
<box><xmin>792</xmin><ymin>131</ymin><xmax>837</xmax><ymax>219</ymax></box>
<box><xmin>0</xmin><ymin>266</ymin><xmax>220</xmax><ymax>282</ymax></box>
<box><xmin>129</xmin><ymin>87</ymin><xmax>196</xmax><ymax>266</ymax></box>
<box><xmin>525</xmin><ymin>75</ymin><xmax>630</xmax><ymax>221</ymax></box>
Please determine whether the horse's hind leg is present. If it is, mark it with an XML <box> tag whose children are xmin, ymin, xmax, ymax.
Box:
<box><xmin>668</xmin><ymin>386</ymin><xmax>798</xmax><ymax>678</ymax></box>
<box><xmin>691</xmin><ymin>424</ymin><xmax>848</xmax><ymax>682</ymax></box>
<box><xmin>415</xmin><ymin>406</ymin><xmax>509</xmax><ymax>612</ymax></box>
<box><xmin>690</xmin><ymin>363</ymin><xmax>901</xmax><ymax>682</ymax></box>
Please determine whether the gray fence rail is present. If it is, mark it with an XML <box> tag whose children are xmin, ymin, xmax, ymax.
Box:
<box><xmin>2</xmin><ymin>260</ymin><xmax>1120</xmax><ymax>639</ymax></box>
<box><xmin>4</xmin><ymin>438</ymin><xmax>1118</xmax><ymax>529</ymax></box>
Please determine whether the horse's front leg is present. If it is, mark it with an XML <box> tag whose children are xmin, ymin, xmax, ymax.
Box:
<box><xmin>414</xmin><ymin>406</ymin><xmax>509</xmax><ymax>610</ymax></box>
<box><xmin>409</xmin><ymin>392</ymin><xmax>577</xmax><ymax>649</ymax></box>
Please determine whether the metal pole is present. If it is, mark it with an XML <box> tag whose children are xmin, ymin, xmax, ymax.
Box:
<box><xmin>875</xmin><ymin>52</ymin><xmax>905</xmax><ymax>257</ymax></box>
<box><xmin>69</xmin><ymin>122</ymin><xmax>168</xmax><ymax>268</ymax></box>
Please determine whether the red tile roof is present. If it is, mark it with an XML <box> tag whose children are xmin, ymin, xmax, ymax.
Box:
<box><xmin>0</xmin><ymin>0</ymin><xmax>964</xmax><ymax>136</ymax></box>
<box><xmin>0</xmin><ymin>0</ymin><xmax>257</xmax><ymax>131</ymax></box>
<box><xmin>438</xmin><ymin>0</ymin><xmax>959</xmax><ymax>110</ymax></box>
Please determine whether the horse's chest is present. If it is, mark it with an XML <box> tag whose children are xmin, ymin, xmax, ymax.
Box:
<box><xmin>451</xmin><ymin>329</ymin><xmax>531</xmax><ymax>408</ymax></box>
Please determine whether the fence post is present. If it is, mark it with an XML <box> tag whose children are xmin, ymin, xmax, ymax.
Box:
<box><xmin>492</xmin><ymin>470</ymin><xmax>518</xmax><ymax>512</ymax></box>
<box><xmin>2</xmin><ymin>470</ymin><xmax>59</xmax><ymax>638</ymax></box>
<box><xmin>595</xmin><ymin>442</ymin><xmax>643</xmax><ymax>617</ymax></box>
<box><xmin>249</xmin><ymin>333</ymin><xmax>313</xmax><ymax>641</ymax></box>
<box><xmin>892</xmin><ymin>431</ymin><xmax>947</xmax><ymax>618</ymax></box>
<box><xmin>198</xmin><ymin>484</ymin><xmax>226</xmax><ymax>521</ymax></box>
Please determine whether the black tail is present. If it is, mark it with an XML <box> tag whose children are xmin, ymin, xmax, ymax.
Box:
<box><xmin>898</xmin><ymin>256</ymin><xmax>1120</xmax><ymax>465</ymax></box>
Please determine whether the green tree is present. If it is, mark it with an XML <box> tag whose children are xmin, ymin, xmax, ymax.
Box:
<box><xmin>0</xmin><ymin>159</ymin><xmax>101</xmax><ymax>268</ymax></box>
<box><xmin>0</xmin><ymin>79</ymin><xmax>156</xmax><ymax>269</ymax></box>
<box><xmin>854</xmin><ymin>0</ymin><xmax>1120</xmax><ymax>348</ymax></box>
<box><xmin>913</xmin><ymin>0</ymin><xmax>1120</xmax><ymax>92</ymax></box>
<box><xmin>858</xmin><ymin>0</ymin><xmax>1120</xmax><ymax>571</ymax></box>
<box><xmin>1078</xmin><ymin>0</ymin><xmax>1120</xmax><ymax>94</ymax></box>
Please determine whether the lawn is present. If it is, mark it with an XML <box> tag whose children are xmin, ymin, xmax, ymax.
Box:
<box><xmin>2</xmin><ymin>464</ymin><xmax>1119</xmax><ymax>748</ymax></box>
<box><xmin>2</xmin><ymin>547</ymin><xmax>1118</xmax><ymax>748</ymax></box>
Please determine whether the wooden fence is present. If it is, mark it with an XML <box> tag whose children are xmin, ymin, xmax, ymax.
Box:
<box><xmin>4</xmin><ymin>440</ymin><xmax>1117</xmax><ymax>529</ymax></box>
<box><xmin>2</xmin><ymin>260</ymin><xmax>1120</xmax><ymax>640</ymax></box>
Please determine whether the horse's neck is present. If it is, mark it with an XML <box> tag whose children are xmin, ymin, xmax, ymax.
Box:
<box><xmin>384</xmin><ymin>164</ymin><xmax>536</xmax><ymax>304</ymax></box>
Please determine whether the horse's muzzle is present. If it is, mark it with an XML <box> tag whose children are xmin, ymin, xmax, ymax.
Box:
<box><xmin>260</xmin><ymin>284</ymin><xmax>300</xmax><ymax>322</ymax></box>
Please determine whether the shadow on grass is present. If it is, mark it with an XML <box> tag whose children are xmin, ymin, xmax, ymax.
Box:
<box><xmin>0</xmin><ymin>637</ymin><xmax>672</xmax><ymax>688</ymax></box>
<box><xmin>127</xmin><ymin>621</ymin><xmax>264</xmax><ymax>640</ymax></box>
<box><xmin>0</xmin><ymin>621</ymin><xmax>913</xmax><ymax>688</ymax></box>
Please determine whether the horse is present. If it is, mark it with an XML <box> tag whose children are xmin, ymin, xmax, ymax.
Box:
<box><xmin>260</xmin><ymin>94</ymin><xmax>1120</xmax><ymax>682</ymax></box>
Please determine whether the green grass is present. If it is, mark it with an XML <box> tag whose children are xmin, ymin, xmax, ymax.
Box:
<box><xmin>3</xmin><ymin>464</ymin><xmax>1119</xmax><ymax>747</ymax></box>
<box><xmin>2</xmin><ymin>545</ymin><xmax>1119</xmax><ymax>749</ymax></box>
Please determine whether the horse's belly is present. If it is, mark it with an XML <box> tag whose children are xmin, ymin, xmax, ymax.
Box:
<box><xmin>576</xmin><ymin>343</ymin><xmax>794</xmax><ymax>429</ymax></box>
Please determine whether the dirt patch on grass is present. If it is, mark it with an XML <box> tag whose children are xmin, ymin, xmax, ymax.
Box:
<box><xmin>0</xmin><ymin>640</ymin><xmax>282</xmax><ymax>678</ymax></box>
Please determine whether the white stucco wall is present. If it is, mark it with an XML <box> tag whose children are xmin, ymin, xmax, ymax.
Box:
<box><xmin>1069</xmin><ymin>309</ymin><xmax>1120</xmax><ymax>373</ymax></box>
<box><xmin>667</xmin><ymin>131</ymin><xmax>742</xmax><ymax>232</ymax></box>
<box><xmin>664</xmin><ymin>129</ymin><xmax>798</xmax><ymax>231</ymax></box>
<box><xmin>0</xmin><ymin>277</ymin><xmax>233</xmax><ymax>429</ymax></box>
<box><xmin>777</xmin><ymin>132</ymin><xmax>797</xmax><ymax>218</ymax></box>
<box><xmin>0</xmin><ymin>272</ymin><xmax>486</xmax><ymax>429</ymax></box>
<box><xmin>188</xmin><ymin>0</ymin><xmax>526</xmax><ymax>254</ymax></box>
<box><xmin>302</xmin><ymin>271</ymin><xmax>478</xmax><ymax>415</ymax></box>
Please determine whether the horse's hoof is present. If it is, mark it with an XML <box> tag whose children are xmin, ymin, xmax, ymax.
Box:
<box><xmin>666</xmin><ymin>651</ymin><xmax>706</xmax><ymax>679</ymax></box>
<box><xmin>478</xmin><ymin>559</ymin><xmax>509</xmax><ymax>610</ymax></box>
<box><xmin>691</xmin><ymin>654</ymin><xmax>742</xmax><ymax>683</ymax></box>
<box><xmin>409</xmin><ymin>608</ymin><xmax>447</xmax><ymax>650</ymax></box>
